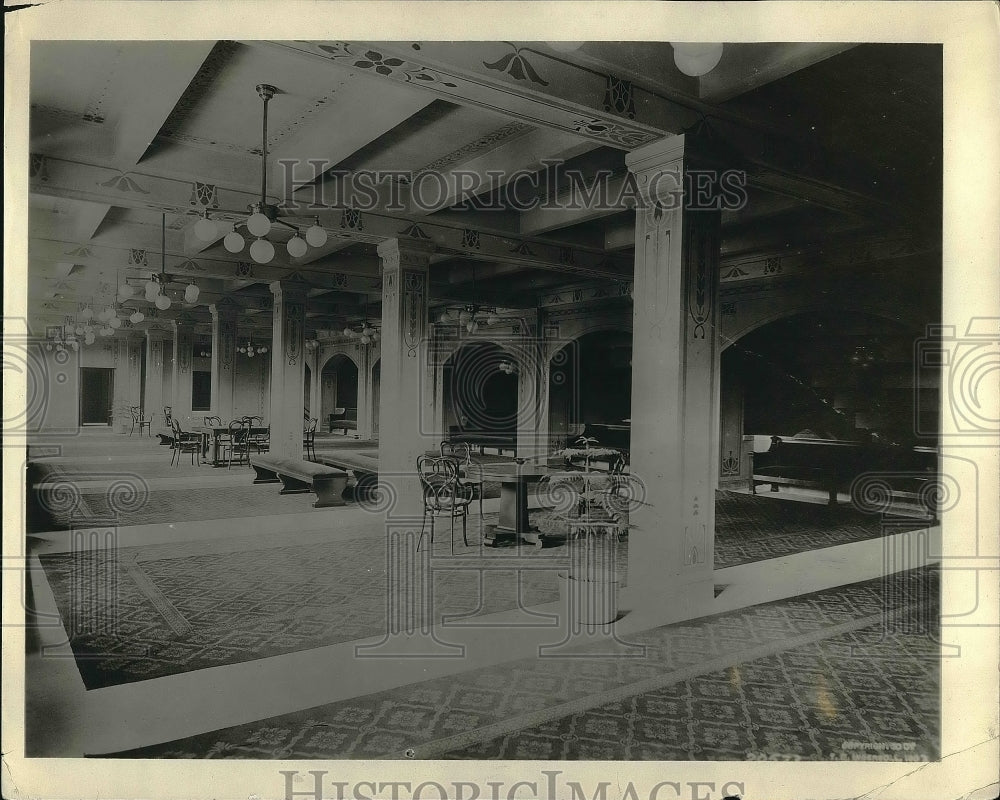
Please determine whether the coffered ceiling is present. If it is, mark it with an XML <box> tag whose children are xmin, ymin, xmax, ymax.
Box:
<box><xmin>27</xmin><ymin>40</ymin><xmax>942</xmax><ymax>337</ymax></box>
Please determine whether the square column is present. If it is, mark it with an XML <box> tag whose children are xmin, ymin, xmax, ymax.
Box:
<box><xmin>111</xmin><ymin>333</ymin><xmax>142</xmax><ymax>432</ymax></box>
<box><xmin>269</xmin><ymin>280</ymin><xmax>308</xmax><ymax>459</ymax></box>
<box><xmin>515</xmin><ymin>312</ymin><xmax>550</xmax><ymax>461</ymax></box>
<box><xmin>377</xmin><ymin>238</ymin><xmax>434</xmax><ymax>517</ymax></box>
<box><xmin>355</xmin><ymin>344</ymin><xmax>374</xmax><ymax>439</ymax></box>
<box><xmin>171</xmin><ymin>316</ymin><xmax>195</xmax><ymax>424</ymax></box>
<box><xmin>624</xmin><ymin>134</ymin><xmax>722</xmax><ymax>619</ymax></box>
<box><xmin>209</xmin><ymin>298</ymin><xmax>239</xmax><ymax>422</ymax></box>
<box><xmin>144</xmin><ymin>328</ymin><xmax>171</xmax><ymax>424</ymax></box>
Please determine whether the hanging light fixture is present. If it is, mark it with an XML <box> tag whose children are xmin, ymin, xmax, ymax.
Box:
<box><xmin>437</xmin><ymin>266</ymin><xmax>500</xmax><ymax>333</ymax></box>
<box><xmin>341</xmin><ymin>300</ymin><xmax>380</xmax><ymax>344</ymax></box>
<box><xmin>201</xmin><ymin>84</ymin><xmax>327</xmax><ymax>265</ymax></box>
<box><xmin>237</xmin><ymin>333</ymin><xmax>269</xmax><ymax>359</ymax></box>
<box><xmin>670</xmin><ymin>42</ymin><xmax>724</xmax><ymax>77</ymax></box>
<box><xmin>498</xmin><ymin>360</ymin><xmax>518</xmax><ymax>375</ymax></box>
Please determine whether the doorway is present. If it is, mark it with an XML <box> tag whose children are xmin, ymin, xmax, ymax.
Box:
<box><xmin>79</xmin><ymin>367</ymin><xmax>114</xmax><ymax>425</ymax></box>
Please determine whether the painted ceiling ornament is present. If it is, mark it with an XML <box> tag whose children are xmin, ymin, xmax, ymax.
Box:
<box><xmin>29</xmin><ymin>153</ymin><xmax>48</xmax><ymax>182</ymax></box>
<box><xmin>461</xmin><ymin>229</ymin><xmax>480</xmax><ymax>250</ymax></box>
<box><xmin>98</xmin><ymin>173</ymin><xmax>150</xmax><ymax>194</ymax></box>
<box><xmin>235</xmin><ymin>261</ymin><xmax>253</xmax><ymax>278</ymax></box>
<box><xmin>483</xmin><ymin>43</ymin><xmax>550</xmax><ymax>87</ymax></box>
<box><xmin>399</xmin><ymin>222</ymin><xmax>431</xmax><ymax>240</ymax></box>
<box><xmin>189</xmin><ymin>182</ymin><xmax>219</xmax><ymax>208</ymax></box>
<box><xmin>603</xmin><ymin>75</ymin><xmax>636</xmax><ymax>119</ymax></box>
<box><xmin>340</xmin><ymin>208</ymin><xmax>363</xmax><ymax>231</ymax></box>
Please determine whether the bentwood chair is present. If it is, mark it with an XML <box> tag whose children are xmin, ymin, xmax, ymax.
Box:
<box><xmin>170</xmin><ymin>419</ymin><xmax>202</xmax><ymax>467</ymax></box>
<box><xmin>204</xmin><ymin>415</ymin><xmax>222</xmax><ymax>427</ymax></box>
<box><xmin>250</xmin><ymin>425</ymin><xmax>270</xmax><ymax>455</ymax></box>
<box><xmin>130</xmin><ymin>406</ymin><xmax>152</xmax><ymax>437</ymax></box>
<box><xmin>224</xmin><ymin>419</ymin><xmax>250</xmax><ymax>469</ymax></box>
<box><xmin>416</xmin><ymin>454</ymin><xmax>475</xmax><ymax>550</ymax></box>
<box><xmin>303</xmin><ymin>417</ymin><xmax>318</xmax><ymax>461</ymax></box>
<box><xmin>163</xmin><ymin>406</ymin><xmax>173</xmax><ymax>427</ymax></box>
<box><xmin>440</xmin><ymin>440</ymin><xmax>485</xmax><ymax>524</ymax></box>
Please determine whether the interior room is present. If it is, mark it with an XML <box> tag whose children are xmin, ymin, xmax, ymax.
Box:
<box><xmin>20</xmin><ymin>39</ymin><xmax>945</xmax><ymax>762</ymax></box>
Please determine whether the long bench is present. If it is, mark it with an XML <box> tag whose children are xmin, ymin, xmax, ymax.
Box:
<box><xmin>250</xmin><ymin>457</ymin><xmax>349</xmax><ymax>508</ymax></box>
<box><xmin>313</xmin><ymin>451</ymin><xmax>379</xmax><ymax>490</ymax></box>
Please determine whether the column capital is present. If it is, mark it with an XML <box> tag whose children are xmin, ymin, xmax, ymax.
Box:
<box><xmin>269</xmin><ymin>279</ymin><xmax>309</xmax><ymax>303</ymax></box>
<box><xmin>625</xmin><ymin>134</ymin><xmax>688</xmax><ymax>175</ymax></box>
<box><xmin>377</xmin><ymin>238</ymin><xmax>435</xmax><ymax>271</ymax></box>
<box><xmin>209</xmin><ymin>296</ymin><xmax>241</xmax><ymax>320</ymax></box>
<box><xmin>144</xmin><ymin>328</ymin><xmax>172</xmax><ymax>342</ymax></box>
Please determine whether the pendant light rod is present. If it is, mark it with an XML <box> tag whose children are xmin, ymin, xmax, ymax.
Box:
<box><xmin>256</xmin><ymin>84</ymin><xmax>276</xmax><ymax>206</ymax></box>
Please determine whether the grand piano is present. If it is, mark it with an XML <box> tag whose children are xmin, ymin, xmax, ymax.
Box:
<box><xmin>752</xmin><ymin>431</ymin><xmax>938</xmax><ymax>511</ymax></box>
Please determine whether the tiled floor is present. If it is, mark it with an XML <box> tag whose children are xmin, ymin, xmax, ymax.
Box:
<box><xmin>23</xmin><ymin>429</ymin><xmax>943</xmax><ymax>761</ymax></box>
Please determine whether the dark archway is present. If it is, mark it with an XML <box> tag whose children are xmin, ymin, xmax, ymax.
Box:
<box><xmin>548</xmin><ymin>330</ymin><xmax>632</xmax><ymax>448</ymax></box>
<box><xmin>320</xmin><ymin>354</ymin><xmax>359</xmax><ymax>428</ymax></box>
<box><xmin>443</xmin><ymin>342</ymin><xmax>518</xmax><ymax>444</ymax></box>
<box><xmin>724</xmin><ymin>309</ymin><xmax>934</xmax><ymax>446</ymax></box>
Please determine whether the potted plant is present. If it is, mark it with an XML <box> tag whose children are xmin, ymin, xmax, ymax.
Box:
<box><xmin>545</xmin><ymin>436</ymin><xmax>632</xmax><ymax>626</ymax></box>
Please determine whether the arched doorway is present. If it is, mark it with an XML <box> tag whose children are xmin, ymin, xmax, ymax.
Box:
<box><xmin>725</xmin><ymin>309</ymin><xmax>928</xmax><ymax>447</ymax></box>
<box><xmin>320</xmin><ymin>354</ymin><xmax>359</xmax><ymax>431</ymax></box>
<box><xmin>548</xmin><ymin>330</ymin><xmax>632</xmax><ymax>449</ymax></box>
<box><xmin>443</xmin><ymin>342</ymin><xmax>518</xmax><ymax>446</ymax></box>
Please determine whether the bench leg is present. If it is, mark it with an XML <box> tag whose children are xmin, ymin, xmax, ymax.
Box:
<box><xmin>312</xmin><ymin>475</ymin><xmax>348</xmax><ymax>508</ymax></box>
<box><xmin>278</xmin><ymin>474</ymin><xmax>312</xmax><ymax>495</ymax></box>
<box><xmin>828</xmin><ymin>487</ymin><xmax>838</xmax><ymax>505</ymax></box>
<box><xmin>251</xmin><ymin>464</ymin><xmax>281</xmax><ymax>484</ymax></box>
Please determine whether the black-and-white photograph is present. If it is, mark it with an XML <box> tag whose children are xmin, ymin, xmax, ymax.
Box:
<box><xmin>4</xmin><ymin>4</ymin><xmax>998</xmax><ymax>800</ymax></box>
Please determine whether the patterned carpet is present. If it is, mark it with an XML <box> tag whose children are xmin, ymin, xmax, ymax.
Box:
<box><xmin>39</xmin><ymin>532</ymin><xmax>563</xmax><ymax>689</ymax></box>
<box><xmin>100</xmin><ymin>566</ymin><xmax>939</xmax><ymax>760</ymax></box>
<box><xmin>713</xmin><ymin>491</ymin><xmax>931</xmax><ymax>567</ymax></box>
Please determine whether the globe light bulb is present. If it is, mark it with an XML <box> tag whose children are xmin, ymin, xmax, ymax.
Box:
<box><xmin>249</xmin><ymin>238</ymin><xmax>275</xmax><ymax>264</ymax></box>
<box><xmin>246</xmin><ymin>212</ymin><xmax>272</xmax><ymax>238</ymax></box>
<box><xmin>486</xmin><ymin>313</ymin><xmax>499</xmax><ymax>326</ymax></box>
<box><xmin>46</xmin><ymin>342</ymin><xmax>53</xmax><ymax>351</ymax></box>
<box><xmin>130</xmin><ymin>311</ymin><xmax>144</xmax><ymax>324</ymax></box>
<box><xmin>155</xmin><ymin>293</ymin><xmax>171</xmax><ymax>310</ymax></box>
<box><xmin>85</xmin><ymin>333</ymin><xmax>95</xmax><ymax>345</ymax></box>
<box><xmin>184</xmin><ymin>284</ymin><xmax>200</xmax><ymax>303</ymax></box>
<box><xmin>305</xmin><ymin>223</ymin><xmax>327</xmax><ymax>248</ymax></box>
<box><xmin>194</xmin><ymin>216</ymin><xmax>218</xmax><ymax>242</ymax></box>
<box><xmin>110</xmin><ymin>316</ymin><xmax>122</xmax><ymax>329</ymax></box>
<box><xmin>671</xmin><ymin>42</ymin><xmax>724</xmax><ymax>77</ymax></box>
<box><xmin>80</xmin><ymin>308</ymin><xmax>93</xmax><ymax>321</ymax></box>
<box><xmin>259</xmin><ymin>346</ymin><xmax>268</xmax><ymax>354</ymax></box>
<box><xmin>75</xmin><ymin>326</ymin><xmax>84</xmax><ymax>335</ymax></box>
<box><xmin>286</xmin><ymin>235</ymin><xmax>308</xmax><ymax>258</ymax></box>
<box><xmin>224</xmin><ymin>231</ymin><xmax>246</xmax><ymax>253</ymax></box>
<box><xmin>70</xmin><ymin>340</ymin><xmax>80</xmax><ymax>351</ymax></box>
<box><xmin>118</xmin><ymin>284</ymin><xmax>134</xmax><ymax>300</ymax></box>
<box><xmin>343</xmin><ymin>327</ymin><xmax>352</xmax><ymax>337</ymax></box>
<box><xmin>145</xmin><ymin>279</ymin><xmax>158</xmax><ymax>295</ymax></box>
<box><xmin>459</xmin><ymin>310</ymin><xmax>472</xmax><ymax>325</ymax></box>
<box><xmin>361</xmin><ymin>334</ymin><xmax>371</xmax><ymax>345</ymax></box>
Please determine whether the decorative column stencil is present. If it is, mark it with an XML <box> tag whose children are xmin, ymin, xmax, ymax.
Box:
<box><xmin>625</xmin><ymin>134</ymin><xmax>723</xmax><ymax>622</ymax></box>
<box><xmin>210</xmin><ymin>298</ymin><xmax>239</xmax><ymax>420</ymax></box>
<box><xmin>144</xmin><ymin>330</ymin><xmax>170</xmax><ymax>424</ymax></box>
<box><xmin>171</xmin><ymin>316</ymin><xmax>195</xmax><ymax>420</ymax></box>
<box><xmin>268</xmin><ymin>280</ymin><xmax>308</xmax><ymax>459</ymax></box>
<box><xmin>377</xmin><ymin>238</ymin><xmax>434</xmax><ymax>517</ymax></box>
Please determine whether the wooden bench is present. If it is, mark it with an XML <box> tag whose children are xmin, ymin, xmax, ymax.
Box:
<box><xmin>313</xmin><ymin>451</ymin><xmax>379</xmax><ymax>490</ymax></box>
<box><xmin>330</xmin><ymin>418</ymin><xmax>359</xmax><ymax>436</ymax></box>
<box><xmin>250</xmin><ymin>457</ymin><xmax>349</xmax><ymax>508</ymax></box>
